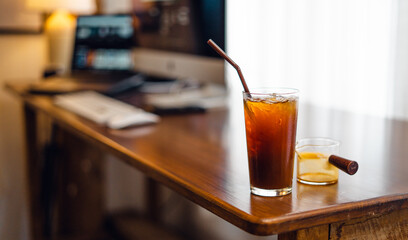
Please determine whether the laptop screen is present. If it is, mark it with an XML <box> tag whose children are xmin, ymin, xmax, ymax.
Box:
<box><xmin>71</xmin><ymin>15</ymin><xmax>134</xmax><ymax>73</ymax></box>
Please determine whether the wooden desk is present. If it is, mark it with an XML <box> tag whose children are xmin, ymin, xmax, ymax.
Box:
<box><xmin>7</xmin><ymin>83</ymin><xmax>408</xmax><ymax>239</ymax></box>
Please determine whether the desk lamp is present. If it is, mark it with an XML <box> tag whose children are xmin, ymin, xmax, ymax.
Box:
<box><xmin>26</xmin><ymin>0</ymin><xmax>96</xmax><ymax>75</ymax></box>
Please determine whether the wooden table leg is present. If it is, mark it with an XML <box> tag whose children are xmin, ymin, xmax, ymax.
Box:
<box><xmin>145</xmin><ymin>177</ymin><xmax>161</xmax><ymax>222</ymax></box>
<box><xmin>53</xmin><ymin>126</ymin><xmax>105</xmax><ymax>237</ymax></box>
<box><xmin>23</xmin><ymin>104</ymin><xmax>44</xmax><ymax>240</ymax></box>
<box><xmin>23</xmin><ymin>104</ymin><xmax>105</xmax><ymax>239</ymax></box>
<box><xmin>278</xmin><ymin>225</ymin><xmax>329</xmax><ymax>240</ymax></box>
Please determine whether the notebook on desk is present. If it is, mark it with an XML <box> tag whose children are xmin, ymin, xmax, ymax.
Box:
<box><xmin>29</xmin><ymin>14</ymin><xmax>139</xmax><ymax>94</ymax></box>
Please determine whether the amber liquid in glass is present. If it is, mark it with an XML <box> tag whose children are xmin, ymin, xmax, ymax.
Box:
<box><xmin>244</xmin><ymin>96</ymin><xmax>298</xmax><ymax>191</ymax></box>
<box><xmin>297</xmin><ymin>152</ymin><xmax>339</xmax><ymax>185</ymax></box>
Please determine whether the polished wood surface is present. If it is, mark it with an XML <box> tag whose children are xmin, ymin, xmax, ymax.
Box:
<box><xmin>8</xmin><ymin>83</ymin><xmax>408</xmax><ymax>236</ymax></box>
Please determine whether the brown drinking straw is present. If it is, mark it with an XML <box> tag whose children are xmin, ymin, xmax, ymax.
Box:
<box><xmin>207</xmin><ymin>39</ymin><xmax>251</xmax><ymax>94</ymax></box>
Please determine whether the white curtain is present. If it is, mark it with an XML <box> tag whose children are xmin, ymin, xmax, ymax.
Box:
<box><xmin>226</xmin><ymin>0</ymin><xmax>408</xmax><ymax>119</ymax></box>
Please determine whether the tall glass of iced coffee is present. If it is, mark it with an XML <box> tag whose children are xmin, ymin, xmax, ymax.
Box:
<box><xmin>243</xmin><ymin>88</ymin><xmax>299</xmax><ymax>197</ymax></box>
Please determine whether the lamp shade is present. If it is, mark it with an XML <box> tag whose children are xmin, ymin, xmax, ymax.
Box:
<box><xmin>26</xmin><ymin>0</ymin><xmax>96</xmax><ymax>14</ymax></box>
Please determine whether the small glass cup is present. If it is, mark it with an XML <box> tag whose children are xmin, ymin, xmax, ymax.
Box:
<box><xmin>243</xmin><ymin>88</ymin><xmax>299</xmax><ymax>197</ymax></box>
<box><xmin>296</xmin><ymin>138</ymin><xmax>339</xmax><ymax>185</ymax></box>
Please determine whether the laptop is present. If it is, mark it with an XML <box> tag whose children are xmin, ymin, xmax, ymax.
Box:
<box><xmin>70</xmin><ymin>14</ymin><xmax>135</xmax><ymax>80</ymax></box>
<box><xmin>29</xmin><ymin>14</ymin><xmax>138</xmax><ymax>94</ymax></box>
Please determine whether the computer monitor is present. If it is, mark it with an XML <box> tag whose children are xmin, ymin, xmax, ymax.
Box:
<box><xmin>131</xmin><ymin>0</ymin><xmax>225</xmax><ymax>85</ymax></box>
<box><xmin>71</xmin><ymin>15</ymin><xmax>135</xmax><ymax>75</ymax></box>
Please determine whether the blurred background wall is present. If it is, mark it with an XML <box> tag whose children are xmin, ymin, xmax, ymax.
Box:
<box><xmin>0</xmin><ymin>35</ymin><xmax>47</xmax><ymax>240</ymax></box>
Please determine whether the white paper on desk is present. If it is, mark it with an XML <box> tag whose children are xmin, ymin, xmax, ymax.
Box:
<box><xmin>146</xmin><ymin>84</ymin><xmax>227</xmax><ymax>110</ymax></box>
